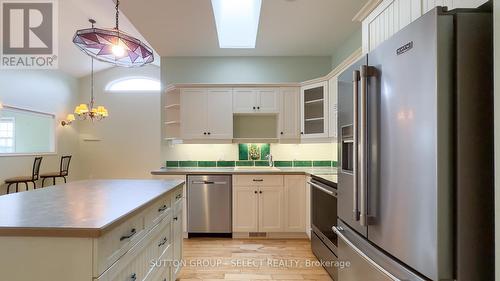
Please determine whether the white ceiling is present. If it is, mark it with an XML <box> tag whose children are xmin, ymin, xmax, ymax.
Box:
<box><xmin>119</xmin><ymin>0</ymin><xmax>368</xmax><ymax>57</ymax></box>
<box><xmin>58</xmin><ymin>0</ymin><xmax>159</xmax><ymax>77</ymax></box>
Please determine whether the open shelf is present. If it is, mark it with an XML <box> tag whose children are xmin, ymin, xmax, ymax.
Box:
<box><xmin>164</xmin><ymin>104</ymin><xmax>180</xmax><ymax>109</ymax></box>
<box><xmin>305</xmin><ymin>117</ymin><xmax>324</xmax><ymax>122</ymax></box>
<box><xmin>164</xmin><ymin>121</ymin><xmax>180</xmax><ymax>125</ymax></box>
<box><xmin>304</xmin><ymin>98</ymin><xmax>324</xmax><ymax>104</ymax></box>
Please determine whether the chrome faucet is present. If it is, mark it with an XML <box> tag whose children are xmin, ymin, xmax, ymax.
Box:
<box><xmin>266</xmin><ymin>154</ymin><xmax>273</xmax><ymax>167</ymax></box>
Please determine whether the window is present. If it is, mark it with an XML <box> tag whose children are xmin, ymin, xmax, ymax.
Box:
<box><xmin>106</xmin><ymin>77</ymin><xmax>161</xmax><ymax>92</ymax></box>
<box><xmin>0</xmin><ymin>117</ymin><xmax>15</xmax><ymax>153</ymax></box>
<box><xmin>211</xmin><ymin>0</ymin><xmax>262</xmax><ymax>48</ymax></box>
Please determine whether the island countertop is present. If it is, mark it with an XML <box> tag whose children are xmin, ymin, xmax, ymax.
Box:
<box><xmin>0</xmin><ymin>179</ymin><xmax>184</xmax><ymax>238</ymax></box>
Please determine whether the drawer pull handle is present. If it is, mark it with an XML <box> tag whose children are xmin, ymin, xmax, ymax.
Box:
<box><xmin>158</xmin><ymin>205</ymin><xmax>168</xmax><ymax>212</ymax></box>
<box><xmin>158</xmin><ymin>237</ymin><xmax>168</xmax><ymax>247</ymax></box>
<box><xmin>173</xmin><ymin>217</ymin><xmax>178</xmax><ymax>221</ymax></box>
<box><xmin>253</xmin><ymin>179</ymin><xmax>264</xmax><ymax>182</ymax></box>
<box><xmin>120</xmin><ymin>228</ymin><xmax>137</xmax><ymax>241</ymax></box>
<box><xmin>129</xmin><ymin>273</ymin><xmax>137</xmax><ymax>281</ymax></box>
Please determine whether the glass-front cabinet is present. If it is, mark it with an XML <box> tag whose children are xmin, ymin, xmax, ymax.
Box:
<box><xmin>300</xmin><ymin>81</ymin><xmax>329</xmax><ymax>138</ymax></box>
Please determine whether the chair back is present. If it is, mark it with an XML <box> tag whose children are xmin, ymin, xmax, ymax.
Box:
<box><xmin>60</xmin><ymin>155</ymin><xmax>72</xmax><ymax>176</ymax></box>
<box><xmin>32</xmin><ymin>157</ymin><xmax>43</xmax><ymax>180</ymax></box>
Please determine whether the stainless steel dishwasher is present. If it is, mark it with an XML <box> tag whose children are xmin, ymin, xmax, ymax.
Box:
<box><xmin>187</xmin><ymin>175</ymin><xmax>232</xmax><ymax>237</ymax></box>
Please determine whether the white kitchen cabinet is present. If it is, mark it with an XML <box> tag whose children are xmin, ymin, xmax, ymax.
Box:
<box><xmin>233</xmin><ymin>88</ymin><xmax>279</xmax><ymax>114</ymax></box>
<box><xmin>279</xmin><ymin>87</ymin><xmax>300</xmax><ymax>139</ymax></box>
<box><xmin>180</xmin><ymin>89</ymin><xmax>207</xmax><ymax>139</ymax></box>
<box><xmin>328</xmin><ymin>77</ymin><xmax>338</xmax><ymax>139</ymax></box>
<box><xmin>181</xmin><ymin>88</ymin><xmax>233</xmax><ymax>140</ymax></box>
<box><xmin>362</xmin><ymin>0</ymin><xmax>489</xmax><ymax>53</ymax></box>
<box><xmin>300</xmin><ymin>81</ymin><xmax>329</xmax><ymax>138</ymax></box>
<box><xmin>284</xmin><ymin>175</ymin><xmax>306</xmax><ymax>232</ymax></box>
<box><xmin>232</xmin><ymin>186</ymin><xmax>259</xmax><ymax>232</ymax></box>
<box><xmin>258</xmin><ymin>186</ymin><xmax>285</xmax><ymax>232</ymax></box>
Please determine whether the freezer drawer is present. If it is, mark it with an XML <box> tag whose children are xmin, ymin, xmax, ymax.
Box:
<box><xmin>335</xmin><ymin>221</ymin><xmax>426</xmax><ymax>281</ymax></box>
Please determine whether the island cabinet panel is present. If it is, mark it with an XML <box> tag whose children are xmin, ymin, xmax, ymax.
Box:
<box><xmin>0</xmin><ymin>180</ymin><xmax>184</xmax><ymax>281</ymax></box>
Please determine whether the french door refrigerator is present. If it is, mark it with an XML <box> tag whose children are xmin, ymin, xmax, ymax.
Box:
<box><xmin>336</xmin><ymin>5</ymin><xmax>493</xmax><ymax>281</ymax></box>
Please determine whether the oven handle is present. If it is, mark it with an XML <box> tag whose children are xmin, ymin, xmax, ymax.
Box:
<box><xmin>308</xmin><ymin>181</ymin><xmax>337</xmax><ymax>198</ymax></box>
<box><xmin>333</xmin><ymin>226</ymin><xmax>402</xmax><ymax>281</ymax></box>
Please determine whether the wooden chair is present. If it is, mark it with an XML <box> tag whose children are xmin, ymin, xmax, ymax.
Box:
<box><xmin>5</xmin><ymin>157</ymin><xmax>43</xmax><ymax>194</ymax></box>
<box><xmin>40</xmin><ymin>155</ymin><xmax>72</xmax><ymax>187</ymax></box>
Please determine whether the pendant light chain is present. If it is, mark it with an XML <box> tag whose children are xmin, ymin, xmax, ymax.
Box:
<box><xmin>90</xmin><ymin>57</ymin><xmax>95</xmax><ymax>109</ymax></box>
<box><xmin>115</xmin><ymin>0</ymin><xmax>120</xmax><ymax>30</ymax></box>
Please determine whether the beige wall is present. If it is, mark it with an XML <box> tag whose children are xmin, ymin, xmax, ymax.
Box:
<box><xmin>77</xmin><ymin>65</ymin><xmax>162</xmax><ymax>179</ymax></box>
<box><xmin>0</xmin><ymin>70</ymin><xmax>81</xmax><ymax>194</ymax></box>
<box><xmin>163</xmin><ymin>143</ymin><xmax>337</xmax><ymax>162</ymax></box>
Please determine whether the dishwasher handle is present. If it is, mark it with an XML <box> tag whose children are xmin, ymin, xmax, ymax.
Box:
<box><xmin>191</xmin><ymin>181</ymin><xmax>227</xmax><ymax>185</ymax></box>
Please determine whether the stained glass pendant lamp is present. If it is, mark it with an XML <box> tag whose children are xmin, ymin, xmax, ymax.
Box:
<box><xmin>72</xmin><ymin>1</ymin><xmax>154</xmax><ymax>67</ymax></box>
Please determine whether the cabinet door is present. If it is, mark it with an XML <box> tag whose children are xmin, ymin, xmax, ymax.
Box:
<box><xmin>172</xmin><ymin>208</ymin><xmax>182</xmax><ymax>277</ymax></box>
<box><xmin>279</xmin><ymin>87</ymin><xmax>300</xmax><ymax>139</ymax></box>
<box><xmin>180</xmin><ymin>89</ymin><xmax>208</xmax><ymax>139</ymax></box>
<box><xmin>207</xmin><ymin>89</ymin><xmax>233</xmax><ymax>139</ymax></box>
<box><xmin>300</xmin><ymin>81</ymin><xmax>329</xmax><ymax>138</ymax></box>
<box><xmin>233</xmin><ymin>186</ymin><xmax>259</xmax><ymax>232</ymax></box>
<box><xmin>328</xmin><ymin>77</ymin><xmax>338</xmax><ymax>139</ymax></box>
<box><xmin>233</xmin><ymin>89</ymin><xmax>258</xmax><ymax>113</ymax></box>
<box><xmin>257</xmin><ymin>88</ymin><xmax>279</xmax><ymax>113</ymax></box>
<box><xmin>258</xmin><ymin>186</ymin><xmax>284</xmax><ymax>232</ymax></box>
<box><xmin>284</xmin><ymin>175</ymin><xmax>306</xmax><ymax>232</ymax></box>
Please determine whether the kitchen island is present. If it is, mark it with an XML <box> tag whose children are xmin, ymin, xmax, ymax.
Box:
<box><xmin>0</xmin><ymin>179</ymin><xmax>185</xmax><ymax>281</ymax></box>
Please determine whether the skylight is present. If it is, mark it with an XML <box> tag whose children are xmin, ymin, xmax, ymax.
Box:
<box><xmin>211</xmin><ymin>0</ymin><xmax>262</xmax><ymax>48</ymax></box>
<box><xmin>107</xmin><ymin>78</ymin><xmax>161</xmax><ymax>92</ymax></box>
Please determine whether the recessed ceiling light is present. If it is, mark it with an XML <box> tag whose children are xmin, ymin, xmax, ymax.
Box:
<box><xmin>211</xmin><ymin>0</ymin><xmax>262</xmax><ymax>48</ymax></box>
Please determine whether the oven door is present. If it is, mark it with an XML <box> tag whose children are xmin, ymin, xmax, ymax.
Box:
<box><xmin>310</xmin><ymin>179</ymin><xmax>338</xmax><ymax>254</ymax></box>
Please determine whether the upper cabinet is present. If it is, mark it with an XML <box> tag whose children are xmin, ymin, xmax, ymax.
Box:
<box><xmin>300</xmin><ymin>81</ymin><xmax>329</xmax><ymax>138</ymax></box>
<box><xmin>233</xmin><ymin>88</ymin><xmax>279</xmax><ymax>114</ymax></box>
<box><xmin>279</xmin><ymin>87</ymin><xmax>300</xmax><ymax>139</ymax></box>
<box><xmin>361</xmin><ymin>0</ymin><xmax>489</xmax><ymax>53</ymax></box>
<box><xmin>180</xmin><ymin>88</ymin><xmax>233</xmax><ymax>140</ymax></box>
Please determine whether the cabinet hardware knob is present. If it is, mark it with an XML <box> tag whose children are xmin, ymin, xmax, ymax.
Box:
<box><xmin>173</xmin><ymin>217</ymin><xmax>178</xmax><ymax>221</ymax></box>
<box><xmin>208</xmin><ymin>132</ymin><xmax>211</xmax><ymax>135</ymax></box>
<box><xmin>253</xmin><ymin>106</ymin><xmax>256</xmax><ymax>110</ymax></box>
<box><xmin>120</xmin><ymin>228</ymin><xmax>137</xmax><ymax>241</ymax></box>
<box><xmin>259</xmin><ymin>191</ymin><xmax>263</xmax><ymax>194</ymax></box>
<box><xmin>158</xmin><ymin>205</ymin><xmax>168</xmax><ymax>212</ymax></box>
<box><xmin>129</xmin><ymin>273</ymin><xmax>137</xmax><ymax>281</ymax></box>
<box><xmin>254</xmin><ymin>190</ymin><xmax>258</xmax><ymax>194</ymax></box>
<box><xmin>280</xmin><ymin>132</ymin><xmax>284</xmax><ymax>135</ymax></box>
<box><xmin>257</xmin><ymin>106</ymin><xmax>260</xmax><ymax>110</ymax></box>
<box><xmin>176</xmin><ymin>194</ymin><xmax>182</xmax><ymax>199</ymax></box>
<box><xmin>301</xmin><ymin>132</ymin><xmax>304</xmax><ymax>135</ymax></box>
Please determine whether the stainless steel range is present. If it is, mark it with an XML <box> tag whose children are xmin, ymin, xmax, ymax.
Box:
<box><xmin>309</xmin><ymin>175</ymin><xmax>338</xmax><ymax>280</ymax></box>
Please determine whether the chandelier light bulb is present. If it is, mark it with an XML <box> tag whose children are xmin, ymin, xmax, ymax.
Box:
<box><xmin>112</xmin><ymin>44</ymin><xmax>125</xmax><ymax>57</ymax></box>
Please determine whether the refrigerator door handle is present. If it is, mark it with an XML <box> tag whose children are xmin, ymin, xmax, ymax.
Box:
<box><xmin>334</xmin><ymin>226</ymin><xmax>403</xmax><ymax>281</ymax></box>
<box><xmin>352</xmin><ymin>70</ymin><xmax>361</xmax><ymax>222</ymax></box>
<box><xmin>359</xmin><ymin>65</ymin><xmax>377</xmax><ymax>226</ymax></box>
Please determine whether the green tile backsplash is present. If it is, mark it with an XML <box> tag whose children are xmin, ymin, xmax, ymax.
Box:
<box><xmin>293</xmin><ymin>160</ymin><xmax>313</xmax><ymax>167</ymax></box>
<box><xmin>166</xmin><ymin>160</ymin><xmax>334</xmax><ymax>168</ymax></box>
<box><xmin>217</xmin><ymin>161</ymin><xmax>235</xmax><ymax>167</ymax></box>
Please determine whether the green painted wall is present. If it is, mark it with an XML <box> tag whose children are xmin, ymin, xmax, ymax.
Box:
<box><xmin>161</xmin><ymin>56</ymin><xmax>332</xmax><ymax>85</ymax></box>
<box><xmin>331</xmin><ymin>27</ymin><xmax>362</xmax><ymax>69</ymax></box>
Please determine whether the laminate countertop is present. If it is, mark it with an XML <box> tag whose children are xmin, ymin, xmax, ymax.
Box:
<box><xmin>0</xmin><ymin>179</ymin><xmax>184</xmax><ymax>238</ymax></box>
<box><xmin>151</xmin><ymin>167</ymin><xmax>337</xmax><ymax>183</ymax></box>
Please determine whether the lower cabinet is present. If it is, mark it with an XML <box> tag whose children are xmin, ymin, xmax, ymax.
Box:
<box><xmin>232</xmin><ymin>175</ymin><xmax>305</xmax><ymax>234</ymax></box>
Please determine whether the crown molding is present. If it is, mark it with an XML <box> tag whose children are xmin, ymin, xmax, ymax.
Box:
<box><xmin>352</xmin><ymin>0</ymin><xmax>383</xmax><ymax>22</ymax></box>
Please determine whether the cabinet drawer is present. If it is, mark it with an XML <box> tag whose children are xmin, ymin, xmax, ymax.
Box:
<box><xmin>145</xmin><ymin>194</ymin><xmax>171</xmax><ymax>230</ymax></box>
<box><xmin>171</xmin><ymin>187</ymin><xmax>183</xmax><ymax>212</ymax></box>
<box><xmin>234</xmin><ymin>175</ymin><xmax>283</xmax><ymax>187</ymax></box>
<box><xmin>94</xmin><ymin>213</ymin><xmax>146</xmax><ymax>277</ymax></box>
<box><xmin>97</xmin><ymin>219</ymin><xmax>169</xmax><ymax>281</ymax></box>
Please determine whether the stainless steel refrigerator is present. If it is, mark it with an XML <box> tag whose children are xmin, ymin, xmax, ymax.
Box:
<box><xmin>336</xmin><ymin>4</ymin><xmax>493</xmax><ymax>281</ymax></box>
